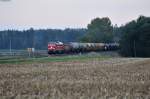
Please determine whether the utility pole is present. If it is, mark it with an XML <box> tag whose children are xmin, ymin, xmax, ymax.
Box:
<box><xmin>9</xmin><ymin>39</ymin><xmax>12</xmax><ymax>55</ymax></box>
<box><xmin>33</xmin><ymin>31</ymin><xmax>35</xmax><ymax>58</ymax></box>
<box><xmin>133</xmin><ymin>40</ymin><xmax>136</xmax><ymax>57</ymax></box>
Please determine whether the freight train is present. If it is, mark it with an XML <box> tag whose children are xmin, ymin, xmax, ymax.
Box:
<box><xmin>48</xmin><ymin>41</ymin><xmax>119</xmax><ymax>54</ymax></box>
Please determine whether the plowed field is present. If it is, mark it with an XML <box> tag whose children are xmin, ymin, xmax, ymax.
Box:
<box><xmin>0</xmin><ymin>58</ymin><xmax>150</xmax><ymax>99</ymax></box>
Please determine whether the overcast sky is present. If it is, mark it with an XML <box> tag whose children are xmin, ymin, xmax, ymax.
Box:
<box><xmin>0</xmin><ymin>0</ymin><xmax>150</xmax><ymax>30</ymax></box>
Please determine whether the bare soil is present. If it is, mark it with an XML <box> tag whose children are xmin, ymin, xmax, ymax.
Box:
<box><xmin>0</xmin><ymin>58</ymin><xmax>150</xmax><ymax>99</ymax></box>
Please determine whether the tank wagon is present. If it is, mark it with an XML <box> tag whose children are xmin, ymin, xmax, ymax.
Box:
<box><xmin>48</xmin><ymin>41</ymin><xmax>119</xmax><ymax>54</ymax></box>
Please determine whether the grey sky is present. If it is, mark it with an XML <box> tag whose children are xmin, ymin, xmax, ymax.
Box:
<box><xmin>0</xmin><ymin>0</ymin><xmax>150</xmax><ymax>30</ymax></box>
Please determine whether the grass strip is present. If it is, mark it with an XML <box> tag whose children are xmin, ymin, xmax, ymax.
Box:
<box><xmin>0</xmin><ymin>54</ymin><xmax>110</xmax><ymax>64</ymax></box>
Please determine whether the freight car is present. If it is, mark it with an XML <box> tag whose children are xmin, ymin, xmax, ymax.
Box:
<box><xmin>48</xmin><ymin>41</ymin><xmax>119</xmax><ymax>54</ymax></box>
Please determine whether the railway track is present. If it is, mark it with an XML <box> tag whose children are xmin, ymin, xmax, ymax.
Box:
<box><xmin>0</xmin><ymin>50</ymin><xmax>120</xmax><ymax>58</ymax></box>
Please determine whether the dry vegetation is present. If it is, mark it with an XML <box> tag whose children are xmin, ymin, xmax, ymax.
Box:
<box><xmin>0</xmin><ymin>58</ymin><xmax>150</xmax><ymax>99</ymax></box>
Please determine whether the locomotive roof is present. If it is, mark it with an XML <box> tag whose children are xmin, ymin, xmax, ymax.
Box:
<box><xmin>48</xmin><ymin>41</ymin><xmax>63</xmax><ymax>44</ymax></box>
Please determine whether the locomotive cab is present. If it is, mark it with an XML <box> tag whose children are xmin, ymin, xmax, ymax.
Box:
<box><xmin>48</xmin><ymin>41</ymin><xmax>65</xmax><ymax>54</ymax></box>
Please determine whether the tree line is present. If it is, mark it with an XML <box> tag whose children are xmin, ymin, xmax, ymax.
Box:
<box><xmin>0</xmin><ymin>28</ymin><xmax>86</xmax><ymax>50</ymax></box>
<box><xmin>119</xmin><ymin>16</ymin><xmax>150</xmax><ymax>57</ymax></box>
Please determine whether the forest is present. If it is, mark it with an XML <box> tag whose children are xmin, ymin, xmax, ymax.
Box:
<box><xmin>0</xmin><ymin>28</ymin><xmax>86</xmax><ymax>49</ymax></box>
<box><xmin>0</xmin><ymin>15</ymin><xmax>150</xmax><ymax>57</ymax></box>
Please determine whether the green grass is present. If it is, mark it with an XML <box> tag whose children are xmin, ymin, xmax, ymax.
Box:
<box><xmin>0</xmin><ymin>54</ymin><xmax>110</xmax><ymax>64</ymax></box>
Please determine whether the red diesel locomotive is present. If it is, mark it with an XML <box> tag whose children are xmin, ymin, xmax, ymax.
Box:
<box><xmin>48</xmin><ymin>42</ymin><xmax>65</xmax><ymax>54</ymax></box>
